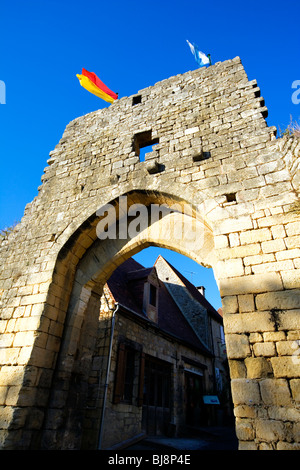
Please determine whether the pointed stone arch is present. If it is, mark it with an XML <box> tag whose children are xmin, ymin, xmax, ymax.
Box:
<box><xmin>39</xmin><ymin>188</ymin><xmax>217</xmax><ymax>448</ymax></box>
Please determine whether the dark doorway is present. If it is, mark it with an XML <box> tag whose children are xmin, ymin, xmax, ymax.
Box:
<box><xmin>185</xmin><ymin>372</ymin><xmax>206</xmax><ymax>426</ymax></box>
<box><xmin>142</xmin><ymin>356</ymin><xmax>172</xmax><ymax>435</ymax></box>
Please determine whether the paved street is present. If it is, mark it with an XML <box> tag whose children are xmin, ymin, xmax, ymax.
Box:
<box><xmin>126</xmin><ymin>426</ymin><xmax>238</xmax><ymax>451</ymax></box>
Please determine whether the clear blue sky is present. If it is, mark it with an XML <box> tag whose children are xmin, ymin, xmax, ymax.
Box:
<box><xmin>1</xmin><ymin>0</ymin><xmax>299</xmax><ymax>309</ymax></box>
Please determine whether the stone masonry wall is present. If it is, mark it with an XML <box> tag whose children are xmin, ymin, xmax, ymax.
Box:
<box><xmin>0</xmin><ymin>57</ymin><xmax>299</xmax><ymax>449</ymax></box>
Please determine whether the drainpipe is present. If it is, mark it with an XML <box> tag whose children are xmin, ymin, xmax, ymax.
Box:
<box><xmin>98</xmin><ymin>303</ymin><xmax>119</xmax><ymax>450</ymax></box>
<box><xmin>209</xmin><ymin>315</ymin><xmax>217</xmax><ymax>393</ymax></box>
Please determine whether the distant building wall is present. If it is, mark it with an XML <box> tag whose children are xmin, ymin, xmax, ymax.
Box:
<box><xmin>92</xmin><ymin>307</ymin><xmax>215</xmax><ymax>449</ymax></box>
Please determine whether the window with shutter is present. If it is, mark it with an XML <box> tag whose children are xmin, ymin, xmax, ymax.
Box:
<box><xmin>137</xmin><ymin>352</ymin><xmax>145</xmax><ymax>407</ymax></box>
<box><xmin>113</xmin><ymin>342</ymin><xmax>126</xmax><ymax>404</ymax></box>
<box><xmin>113</xmin><ymin>342</ymin><xmax>144</xmax><ymax>406</ymax></box>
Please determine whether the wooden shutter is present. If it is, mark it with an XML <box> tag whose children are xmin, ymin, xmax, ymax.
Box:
<box><xmin>137</xmin><ymin>352</ymin><xmax>145</xmax><ymax>407</ymax></box>
<box><xmin>113</xmin><ymin>342</ymin><xmax>126</xmax><ymax>404</ymax></box>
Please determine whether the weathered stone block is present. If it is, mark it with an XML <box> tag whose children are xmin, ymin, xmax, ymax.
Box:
<box><xmin>253</xmin><ymin>342</ymin><xmax>276</xmax><ymax>357</ymax></box>
<box><xmin>263</xmin><ymin>331</ymin><xmax>285</xmax><ymax>342</ymax></box>
<box><xmin>251</xmin><ymin>259</ymin><xmax>294</xmax><ymax>274</ymax></box>
<box><xmin>290</xmin><ymin>379</ymin><xmax>300</xmax><ymax>401</ymax></box>
<box><xmin>220</xmin><ymin>272</ymin><xmax>283</xmax><ymax>296</ymax></box>
<box><xmin>231</xmin><ymin>378</ymin><xmax>261</xmax><ymax>405</ymax></box>
<box><xmin>265</xmin><ymin>169</ymin><xmax>290</xmax><ymax>184</ymax></box>
<box><xmin>218</xmin><ymin>243</ymin><xmax>261</xmax><ymax>261</ymax></box>
<box><xmin>238</xmin><ymin>440</ymin><xmax>258</xmax><ymax>450</ymax></box>
<box><xmin>225</xmin><ymin>334</ymin><xmax>251</xmax><ymax>359</ymax></box>
<box><xmin>224</xmin><ymin>312</ymin><xmax>273</xmax><ymax>334</ymax></box>
<box><xmin>276</xmin><ymin>248</ymin><xmax>300</xmax><ymax>260</ymax></box>
<box><xmin>261</xmin><ymin>238</ymin><xmax>286</xmax><ymax>253</ymax></box>
<box><xmin>259</xmin><ymin>378</ymin><xmax>291</xmax><ymax>405</ymax></box>
<box><xmin>285</xmin><ymin>235</ymin><xmax>300</xmax><ymax>249</ymax></box>
<box><xmin>216</xmin><ymin>258</ymin><xmax>244</xmax><ymax>278</ymax></box>
<box><xmin>213</xmin><ymin>235</ymin><xmax>228</xmax><ymax>249</ymax></box>
<box><xmin>256</xmin><ymin>290</ymin><xmax>300</xmax><ymax>311</ymax></box>
<box><xmin>276</xmin><ymin>340</ymin><xmax>299</xmax><ymax>356</ymax></box>
<box><xmin>238</xmin><ymin>294</ymin><xmax>254</xmax><ymax>312</ymax></box>
<box><xmin>234</xmin><ymin>404</ymin><xmax>256</xmax><ymax>418</ymax></box>
<box><xmin>256</xmin><ymin>418</ymin><xmax>286</xmax><ymax>442</ymax></box>
<box><xmin>244</xmin><ymin>254</ymin><xmax>276</xmax><ymax>268</ymax></box>
<box><xmin>249</xmin><ymin>332</ymin><xmax>263</xmax><ymax>343</ymax></box>
<box><xmin>222</xmin><ymin>295</ymin><xmax>238</xmax><ymax>314</ymax></box>
<box><xmin>240</xmin><ymin>228</ymin><xmax>272</xmax><ymax>245</ymax></box>
<box><xmin>213</xmin><ymin>216</ymin><xmax>253</xmax><ymax>235</ymax></box>
<box><xmin>286</xmin><ymin>221</ymin><xmax>300</xmax><ymax>237</ymax></box>
<box><xmin>292</xmin><ymin>422</ymin><xmax>300</xmax><ymax>442</ymax></box>
<box><xmin>271</xmin><ymin>356</ymin><xmax>300</xmax><ymax>378</ymax></box>
<box><xmin>268</xmin><ymin>405</ymin><xmax>300</xmax><ymax>422</ymax></box>
<box><xmin>228</xmin><ymin>360</ymin><xmax>246</xmax><ymax>378</ymax></box>
<box><xmin>275</xmin><ymin>310</ymin><xmax>300</xmax><ymax>330</ymax></box>
<box><xmin>235</xmin><ymin>418</ymin><xmax>255</xmax><ymax>441</ymax></box>
<box><xmin>271</xmin><ymin>224</ymin><xmax>286</xmax><ymax>239</ymax></box>
<box><xmin>277</xmin><ymin>442</ymin><xmax>300</xmax><ymax>450</ymax></box>
<box><xmin>281</xmin><ymin>270</ymin><xmax>300</xmax><ymax>289</ymax></box>
<box><xmin>245</xmin><ymin>357</ymin><xmax>272</xmax><ymax>378</ymax></box>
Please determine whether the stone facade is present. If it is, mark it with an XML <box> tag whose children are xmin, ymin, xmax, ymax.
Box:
<box><xmin>90</xmin><ymin>256</ymin><xmax>228</xmax><ymax>450</ymax></box>
<box><xmin>98</xmin><ymin>313</ymin><xmax>222</xmax><ymax>450</ymax></box>
<box><xmin>0</xmin><ymin>56</ymin><xmax>299</xmax><ymax>449</ymax></box>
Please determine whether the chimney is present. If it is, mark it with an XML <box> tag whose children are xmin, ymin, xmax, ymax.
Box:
<box><xmin>197</xmin><ymin>286</ymin><xmax>205</xmax><ymax>297</ymax></box>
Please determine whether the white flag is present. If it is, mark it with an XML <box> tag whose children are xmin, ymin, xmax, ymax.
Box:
<box><xmin>186</xmin><ymin>40</ymin><xmax>210</xmax><ymax>67</ymax></box>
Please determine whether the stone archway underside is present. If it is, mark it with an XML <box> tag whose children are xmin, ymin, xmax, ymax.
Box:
<box><xmin>0</xmin><ymin>57</ymin><xmax>299</xmax><ymax>450</ymax></box>
<box><xmin>42</xmin><ymin>190</ymin><xmax>215</xmax><ymax>449</ymax></box>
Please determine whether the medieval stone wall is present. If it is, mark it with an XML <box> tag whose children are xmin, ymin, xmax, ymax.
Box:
<box><xmin>0</xmin><ymin>57</ymin><xmax>299</xmax><ymax>449</ymax></box>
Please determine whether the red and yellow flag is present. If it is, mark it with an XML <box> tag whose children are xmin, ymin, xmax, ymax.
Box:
<box><xmin>76</xmin><ymin>68</ymin><xmax>118</xmax><ymax>103</ymax></box>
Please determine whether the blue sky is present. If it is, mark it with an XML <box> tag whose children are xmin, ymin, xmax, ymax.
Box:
<box><xmin>0</xmin><ymin>0</ymin><xmax>299</xmax><ymax>309</ymax></box>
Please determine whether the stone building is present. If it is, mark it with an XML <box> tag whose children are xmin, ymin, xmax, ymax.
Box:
<box><xmin>0</xmin><ymin>57</ymin><xmax>299</xmax><ymax>450</ymax></box>
<box><xmin>92</xmin><ymin>255</ymin><xmax>229</xmax><ymax>449</ymax></box>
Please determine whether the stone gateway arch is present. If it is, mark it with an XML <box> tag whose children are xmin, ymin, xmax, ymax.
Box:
<box><xmin>0</xmin><ymin>57</ymin><xmax>299</xmax><ymax>450</ymax></box>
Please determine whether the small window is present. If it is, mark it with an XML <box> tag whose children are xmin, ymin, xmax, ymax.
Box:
<box><xmin>139</xmin><ymin>144</ymin><xmax>159</xmax><ymax>162</ymax></box>
<box><xmin>133</xmin><ymin>130</ymin><xmax>159</xmax><ymax>162</ymax></box>
<box><xmin>132</xmin><ymin>95</ymin><xmax>142</xmax><ymax>105</ymax></box>
<box><xmin>225</xmin><ymin>193</ymin><xmax>236</xmax><ymax>203</ymax></box>
<box><xmin>193</xmin><ymin>151</ymin><xmax>211</xmax><ymax>162</ymax></box>
<box><xmin>149</xmin><ymin>284</ymin><xmax>157</xmax><ymax>307</ymax></box>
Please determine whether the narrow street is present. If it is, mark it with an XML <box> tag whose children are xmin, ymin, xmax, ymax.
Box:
<box><xmin>126</xmin><ymin>426</ymin><xmax>238</xmax><ymax>451</ymax></box>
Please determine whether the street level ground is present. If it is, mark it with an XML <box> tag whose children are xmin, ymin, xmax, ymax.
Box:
<box><xmin>126</xmin><ymin>426</ymin><xmax>238</xmax><ymax>451</ymax></box>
